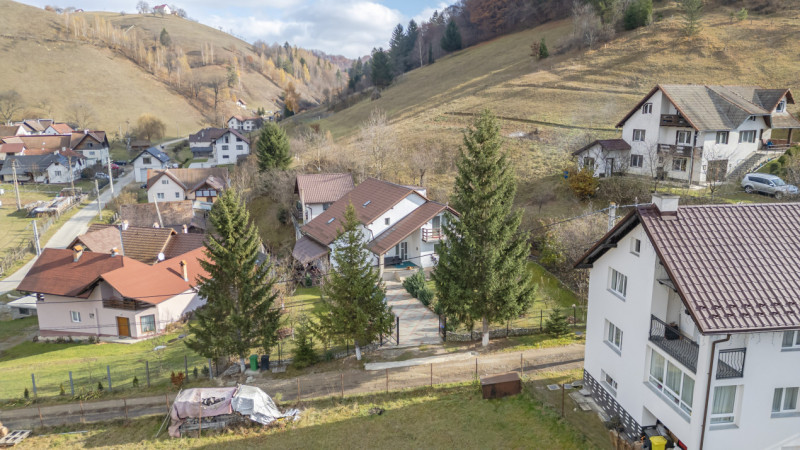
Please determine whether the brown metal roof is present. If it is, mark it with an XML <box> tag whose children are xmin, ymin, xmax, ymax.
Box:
<box><xmin>295</xmin><ymin>173</ymin><xmax>355</xmax><ymax>204</ymax></box>
<box><xmin>576</xmin><ymin>203</ymin><xmax>800</xmax><ymax>334</ymax></box>
<box><xmin>572</xmin><ymin>139</ymin><xmax>631</xmax><ymax>156</ymax></box>
<box><xmin>368</xmin><ymin>202</ymin><xmax>447</xmax><ymax>255</ymax></box>
<box><xmin>163</xmin><ymin>233</ymin><xmax>207</xmax><ymax>260</ymax></box>
<box><xmin>146</xmin><ymin>168</ymin><xmax>229</xmax><ymax>190</ymax></box>
<box><xmin>119</xmin><ymin>201</ymin><xmax>196</xmax><ymax>229</ymax></box>
<box><xmin>302</xmin><ymin>178</ymin><xmax>421</xmax><ymax>246</ymax></box>
<box><xmin>17</xmin><ymin>249</ymin><xmax>127</xmax><ymax>298</ymax></box>
<box><xmin>292</xmin><ymin>235</ymin><xmax>329</xmax><ymax>264</ymax></box>
<box><xmin>71</xmin><ymin>225</ymin><xmax>175</xmax><ymax>265</ymax></box>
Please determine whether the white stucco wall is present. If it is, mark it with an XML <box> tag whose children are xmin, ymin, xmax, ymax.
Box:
<box><xmin>133</xmin><ymin>154</ymin><xmax>169</xmax><ymax>182</ymax></box>
<box><xmin>147</xmin><ymin>176</ymin><xmax>186</xmax><ymax>202</ymax></box>
<box><xmin>367</xmin><ymin>193</ymin><xmax>427</xmax><ymax>237</ymax></box>
<box><xmin>212</xmin><ymin>132</ymin><xmax>250</xmax><ymax>165</ymax></box>
<box><xmin>80</xmin><ymin>147</ymin><xmax>109</xmax><ymax>167</ymax></box>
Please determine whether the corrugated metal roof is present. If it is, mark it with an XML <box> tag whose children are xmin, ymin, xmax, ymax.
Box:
<box><xmin>295</xmin><ymin>173</ymin><xmax>355</xmax><ymax>205</ymax></box>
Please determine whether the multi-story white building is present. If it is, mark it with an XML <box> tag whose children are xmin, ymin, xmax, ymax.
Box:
<box><xmin>574</xmin><ymin>85</ymin><xmax>800</xmax><ymax>184</ymax></box>
<box><xmin>226</xmin><ymin>115</ymin><xmax>263</xmax><ymax>132</ymax></box>
<box><xmin>576</xmin><ymin>193</ymin><xmax>800</xmax><ymax>450</ymax></box>
<box><xmin>210</xmin><ymin>129</ymin><xmax>250</xmax><ymax>165</ymax></box>
<box><xmin>294</xmin><ymin>173</ymin><xmax>355</xmax><ymax>224</ymax></box>
<box><xmin>132</xmin><ymin>146</ymin><xmax>171</xmax><ymax>182</ymax></box>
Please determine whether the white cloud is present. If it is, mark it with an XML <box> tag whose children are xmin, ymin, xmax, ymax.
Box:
<box><xmin>412</xmin><ymin>1</ymin><xmax>448</xmax><ymax>25</ymax></box>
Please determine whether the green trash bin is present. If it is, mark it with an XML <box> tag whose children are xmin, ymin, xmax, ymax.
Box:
<box><xmin>649</xmin><ymin>436</ymin><xmax>667</xmax><ymax>450</ymax></box>
<box><xmin>249</xmin><ymin>354</ymin><xmax>258</xmax><ymax>371</ymax></box>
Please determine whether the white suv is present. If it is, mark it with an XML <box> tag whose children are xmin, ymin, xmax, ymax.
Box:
<box><xmin>741</xmin><ymin>173</ymin><xmax>798</xmax><ymax>199</ymax></box>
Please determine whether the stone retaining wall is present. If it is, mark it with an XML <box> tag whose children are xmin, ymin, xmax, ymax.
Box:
<box><xmin>445</xmin><ymin>326</ymin><xmax>541</xmax><ymax>342</ymax></box>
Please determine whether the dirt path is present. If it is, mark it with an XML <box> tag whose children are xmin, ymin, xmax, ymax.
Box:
<box><xmin>0</xmin><ymin>344</ymin><xmax>585</xmax><ymax>429</ymax></box>
<box><xmin>0</xmin><ymin>328</ymin><xmax>37</xmax><ymax>353</ymax></box>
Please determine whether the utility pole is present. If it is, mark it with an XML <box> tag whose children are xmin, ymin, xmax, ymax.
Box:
<box><xmin>12</xmin><ymin>159</ymin><xmax>21</xmax><ymax>210</ymax></box>
<box><xmin>95</xmin><ymin>178</ymin><xmax>101</xmax><ymax>213</ymax></box>
<box><xmin>67</xmin><ymin>155</ymin><xmax>75</xmax><ymax>192</ymax></box>
<box><xmin>32</xmin><ymin>220</ymin><xmax>41</xmax><ymax>256</ymax></box>
<box><xmin>607</xmin><ymin>202</ymin><xmax>617</xmax><ymax>232</ymax></box>
<box><xmin>106</xmin><ymin>151</ymin><xmax>114</xmax><ymax>195</ymax></box>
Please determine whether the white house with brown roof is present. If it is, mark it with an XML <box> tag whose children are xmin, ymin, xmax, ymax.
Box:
<box><xmin>575</xmin><ymin>193</ymin><xmax>800</xmax><ymax>450</ymax></box>
<box><xmin>574</xmin><ymin>85</ymin><xmax>800</xmax><ymax>184</ymax></box>
<box><xmin>17</xmin><ymin>247</ymin><xmax>208</xmax><ymax>340</ymax></box>
<box><xmin>70</xmin><ymin>130</ymin><xmax>109</xmax><ymax>166</ymax></box>
<box><xmin>227</xmin><ymin>115</ymin><xmax>262</xmax><ymax>132</ymax></box>
<box><xmin>211</xmin><ymin>129</ymin><xmax>250</xmax><ymax>165</ymax></box>
<box><xmin>145</xmin><ymin>168</ymin><xmax>229</xmax><ymax>204</ymax></box>
<box><xmin>44</xmin><ymin>123</ymin><xmax>74</xmax><ymax>135</ymax></box>
<box><xmin>294</xmin><ymin>173</ymin><xmax>355</xmax><ymax>224</ymax></box>
<box><xmin>188</xmin><ymin>127</ymin><xmax>227</xmax><ymax>159</ymax></box>
<box><xmin>293</xmin><ymin>178</ymin><xmax>455</xmax><ymax>273</ymax></box>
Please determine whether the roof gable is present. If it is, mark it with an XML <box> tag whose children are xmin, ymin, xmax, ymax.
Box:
<box><xmin>295</xmin><ymin>173</ymin><xmax>355</xmax><ymax>204</ymax></box>
<box><xmin>17</xmin><ymin>248</ymin><xmax>127</xmax><ymax>297</ymax></box>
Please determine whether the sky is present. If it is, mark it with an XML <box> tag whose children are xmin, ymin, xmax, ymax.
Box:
<box><xmin>19</xmin><ymin>0</ymin><xmax>450</xmax><ymax>58</ymax></box>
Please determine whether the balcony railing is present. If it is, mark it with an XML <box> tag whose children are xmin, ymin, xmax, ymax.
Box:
<box><xmin>657</xmin><ymin>144</ymin><xmax>700</xmax><ymax>157</ymax></box>
<box><xmin>422</xmin><ymin>228</ymin><xmax>443</xmax><ymax>242</ymax></box>
<box><xmin>660</xmin><ymin>114</ymin><xmax>691</xmax><ymax>127</ymax></box>
<box><xmin>717</xmin><ymin>349</ymin><xmax>746</xmax><ymax>379</ymax></box>
<box><xmin>649</xmin><ymin>315</ymin><xmax>699</xmax><ymax>373</ymax></box>
<box><xmin>103</xmin><ymin>298</ymin><xmax>150</xmax><ymax>311</ymax></box>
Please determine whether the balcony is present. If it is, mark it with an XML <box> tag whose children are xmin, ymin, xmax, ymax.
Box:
<box><xmin>103</xmin><ymin>298</ymin><xmax>150</xmax><ymax>311</ymax></box>
<box><xmin>649</xmin><ymin>315</ymin><xmax>699</xmax><ymax>373</ymax></box>
<box><xmin>716</xmin><ymin>349</ymin><xmax>746</xmax><ymax>379</ymax></box>
<box><xmin>422</xmin><ymin>228</ymin><xmax>443</xmax><ymax>242</ymax></box>
<box><xmin>660</xmin><ymin>114</ymin><xmax>691</xmax><ymax>127</ymax></box>
<box><xmin>657</xmin><ymin>144</ymin><xmax>700</xmax><ymax>157</ymax></box>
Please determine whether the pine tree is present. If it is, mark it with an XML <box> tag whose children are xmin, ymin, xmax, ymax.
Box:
<box><xmin>370</xmin><ymin>48</ymin><xmax>394</xmax><ymax>89</ymax></box>
<box><xmin>544</xmin><ymin>306</ymin><xmax>571</xmax><ymax>337</ymax></box>
<box><xmin>316</xmin><ymin>203</ymin><xmax>393</xmax><ymax>360</ymax></box>
<box><xmin>159</xmin><ymin>28</ymin><xmax>171</xmax><ymax>47</ymax></box>
<box><xmin>255</xmin><ymin>122</ymin><xmax>291</xmax><ymax>171</ymax></box>
<box><xmin>440</xmin><ymin>18</ymin><xmax>462</xmax><ymax>52</ymax></box>
<box><xmin>185</xmin><ymin>189</ymin><xmax>282</xmax><ymax>367</ymax></box>
<box><xmin>433</xmin><ymin>110</ymin><xmax>536</xmax><ymax>347</ymax></box>
<box><xmin>292</xmin><ymin>316</ymin><xmax>317</xmax><ymax>369</ymax></box>
<box><xmin>539</xmin><ymin>38</ymin><xmax>549</xmax><ymax>59</ymax></box>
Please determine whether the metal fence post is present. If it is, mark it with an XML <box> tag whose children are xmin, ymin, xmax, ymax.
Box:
<box><xmin>146</xmin><ymin>361</ymin><xmax>151</xmax><ymax>387</ymax></box>
<box><xmin>184</xmin><ymin>355</ymin><xmax>188</xmax><ymax>376</ymax></box>
<box><xmin>107</xmin><ymin>365</ymin><xmax>112</xmax><ymax>391</ymax></box>
<box><xmin>396</xmin><ymin>316</ymin><xmax>400</xmax><ymax>345</ymax></box>
<box><xmin>31</xmin><ymin>373</ymin><xmax>37</xmax><ymax>398</ymax></box>
<box><xmin>341</xmin><ymin>373</ymin><xmax>344</xmax><ymax>399</ymax></box>
<box><xmin>208</xmin><ymin>359</ymin><xmax>213</xmax><ymax>379</ymax></box>
<box><xmin>69</xmin><ymin>371</ymin><xmax>75</xmax><ymax>397</ymax></box>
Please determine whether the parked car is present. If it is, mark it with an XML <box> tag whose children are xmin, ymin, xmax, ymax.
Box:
<box><xmin>741</xmin><ymin>173</ymin><xmax>798</xmax><ymax>199</ymax></box>
<box><xmin>94</xmin><ymin>172</ymin><xmax>109</xmax><ymax>180</ymax></box>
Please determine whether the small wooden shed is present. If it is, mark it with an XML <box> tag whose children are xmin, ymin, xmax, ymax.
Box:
<box><xmin>480</xmin><ymin>372</ymin><xmax>522</xmax><ymax>399</ymax></box>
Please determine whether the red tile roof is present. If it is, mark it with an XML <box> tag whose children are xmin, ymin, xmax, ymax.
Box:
<box><xmin>369</xmin><ymin>202</ymin><xmax>449</xmax><ymax>255</ymax></box>
<box><xmin>576</xmin><ymin>203</ymin><xmax>800</xmax><ymax>334</ymax></box>
<box><xmin>17</xmin><ymin>249</ymin><xmax>128</xmax><ymax>298</ymax></box>
<box><xmin>295</xmin><ymin>173</ymin><xmax>355</xmax><ymax>204</ymax></box>
<box><xmin>572</xmin><ymin>139</ymin><xmax>631</xmax><ymax>156</ymax></box>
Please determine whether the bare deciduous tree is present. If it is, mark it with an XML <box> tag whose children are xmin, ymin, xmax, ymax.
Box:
<box><xmin>67</xmin><ymin>100</ymin><xmax>96</xmax><ymax>129</ymax></box>
<box><xmin>357</xmin><ymin>108</ymin><xmax>396</xmax><ymax>181</ymax></box>
<box><xmin>0</xmin><ymin>90</ymin><xmax>24</xmax><ymax>124</ymax></box>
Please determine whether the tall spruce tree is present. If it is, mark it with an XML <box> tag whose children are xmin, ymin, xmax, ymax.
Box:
<box><xmin>255</xmin><ymin>122</ymin><xmax>291</xmax><ymax>171</ymax></box>
<box><xmin>370</xmin><ymin>48</ymin><xmax>394</xmax><ymax>89</ymax></box>
<box><xmin>440</xmin><ymin>18</ymin><xmax>462</xmax><ymax>52</ymax></box>
<box><xmin>185</xmin><ymin>189</ymin><xmax>282</xmax><ymax>367</ymax></box>
<box><xmin>433</xmin><ymin>110</ymin><xmax>535</xmax><ymax>347</ymax></box>
<box><xmin>316</xmin><ymin>203</ymin><xmax>393</xmax><ymax>360</ymax></box>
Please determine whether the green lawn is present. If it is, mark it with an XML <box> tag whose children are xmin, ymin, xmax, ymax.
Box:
<box><xmin>25</xmin><ymin>378</ymin><xmax>611</xmax><ymax>449</ymax></box>
<box><xmin>0</xmin><ymin>316</ymin><xmax>38</xmax><ymax>342</ymax></box>
<box><xmin>0</xmin><ymin>326</ymin><xmax>207</xmax><ymax>402</ymax></box>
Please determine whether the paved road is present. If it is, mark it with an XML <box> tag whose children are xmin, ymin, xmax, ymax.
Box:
<box><xmin>0</xmin><ymin>344</ymin><xmax>585</xmax><ymax>429</ymax></box>
<box><xmin>385</xmin><ymin>280</ymin><xmax>441</xmax><ymax>346</ymax></box>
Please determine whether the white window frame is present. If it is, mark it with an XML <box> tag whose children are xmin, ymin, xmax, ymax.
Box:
<box><xmin>716</xmin><ymin>131</ymin><xmax>729</xmax><ymax>145</ymax></box>
<box><xmin>141</xmin><ymin>314</ymin><xmax>156</xmax><ymax>333</ymax></box>
<box><xmin>672</xmin><ymin>158</ymin><xmax>688</xmax><ymax>172</ymax></box>
<box><xmin>676</xmin><ymin>130</ymin><xmax>692</xmax><ymax>145</ymax></box>
<box><xmin>142</xmin><ymin>157</ymin><xmax>152</xmax><ymax>165</ymax></box>
<box><xmin>601</xmin><ymin>369</ymin><xmax>618</xmax><ymax>396</ymax></box>
<box><xmin>782</xmin><ymin>330</ymin><xmax>800</xmax><ymax>350</ymax></box>
<box><xmin>630</xmin><ymin>154</ymin><xmax>643</xmax><ymax>168</ymax></box>
<box><xmin>70</xmin><ymin>310</ymin><xmax>81</xmax><ymax>323</ymax></box>
<box><xmin>739</xmin><ymin>130</ymin><xmax>756</xmax><ymax>143</ymax></box>
<box><xmin>710</xmin><ymin>385</ymin><xmax>739</xmax><ymax>425</ymax></box>
<box><xmin>609</xmin><ymin>268</ymin><xmax>627</xmax><ymax>298</ymax></box>
<box><xmin>633</xmin><ymin>129</ymin><xmax>646</xmax><ymax>142</ymax></box>
<box><xmin>157</xmin><ymin>192</ymin><xmax>165</xmax><ymax>199</ymax></box>
<box><xmin>631</xmin><ymin>238</ymin><xmax>641</xmax><ymax>255</ymax></box>
<box><xmin>776</xmin><ymin>99</ymin><xmax>787</xmax><ymax>113</ymax></box>
<box><xmin>649</xmin><ymin>348</ymin><xmax>695</xmax><ymax>415</ymax></box>
<box><xmin>772</xmin><ymin>387</ymin><xmax>799</xmax><ymax>414</ymax></box>
<box><xmin>606</xmin><ymin>320</ymin><xmax>623</xmax><ymax>352</ymax></box>
<box><xmin>642</xmin><ymin>103</ymin><xmax>653</xmax><ymax>114</ymax></box>
<box><xmin>161</xmin><ymin>179</ymin><xmax>169</xmax><ymax>185</ymax></box>
<box><xmin>54</xmin><ymin>170</ymin><xmax>62</xmax><ymax>176</ymax></box>
<box><xmin>236</xmin><ymin>145</ymin><xmax>244</xmax><ymax>150</ymax></box>
<box><xmin>583</xmin><ymin>157</ymin><xmax>595</xmax><ymax>170</ymax></box>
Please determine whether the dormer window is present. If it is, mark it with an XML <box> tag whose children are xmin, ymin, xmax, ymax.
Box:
<box><xmin>642</xmin><ymin>103</ymin><xmax>653</xmax><ymax>114</ymax></box>
<box><xmin>385</xmin><ymin>218</ymin><xmax>390</xmax><ymax>225</ymax></box>
<box><xmin>776</xmin><ymin>99</ymin><xmax>786</xmax><ymax>113</ymax></box>
<box><xmin>748</xmin><ymin>115</ymin><xmax>756</xmax><ymax>121</ymax></box>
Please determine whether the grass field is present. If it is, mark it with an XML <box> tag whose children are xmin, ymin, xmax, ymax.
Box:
<box><xmin>0</xmin><ymin>315</ymin><xmax>37</xmax><ymax>341</ymax></box>
<box><xmin>25</xmin><ymin>371</ymin><xmax>611</xmax><ymax>449</ymax></box>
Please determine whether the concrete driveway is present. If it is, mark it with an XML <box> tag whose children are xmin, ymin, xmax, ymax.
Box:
<box><xmin>384</xmin><ymin>281</ymin><xmax>441</xmax><ymax>347</ymax></box>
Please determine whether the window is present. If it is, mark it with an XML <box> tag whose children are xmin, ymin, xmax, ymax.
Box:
<box><xmin>642</xmin><ymin>103</ymin><xmax>653</xmax><ymax>114</ymax></box>
<box><xmin>630</xmin><ymin>154</ymin><xmax>643</xmax><ymax>168</ymax></box>
<box><xmin>161</xmin><ymin>179</ymin><xmax>169</xmax><ymax>185</ymax></box>
<box><xmin>601</xmin><ymin>370</ymin><xmax>618</xmax><ymax>395</ymax></box>
<box><xmin>748</xmin><ymin>115</ymin><xmax>756</xmax><ymax>121</ymax></box>
<box><xmin>676</xmin><ymin>130</ymin><xmax>692</xmax><ymax>145</ymax></box>
<box><xmin>222</xmin><ymin>145</ymin><xmax>229</xmax><ymax>150</ymax></box>
<box><xmin>672</xmin><ymin>158</ymin><xmax>688</xmax><ymax>172</ymax></box>
<box><xmin>54</xmin><ymin>170</ymin><xmax>62</xmax><ymax>176</ymax></box>
<box><xmin>583</xmin><ymin>157</ymin><xmax>595</xmax><ymax>170</ymax></box>
<box><xmin>236</xmin><ymin>145</ymin><xmax>243</xmax><ymax>150</ymax></box>
<box><xmin>631</xmin><ymin>238</ymin><xmax>641</xmax><ymax>255</ymax></box>
<box><xmin>773</xmin><ymin>387</ymin><xmax>799</xmax><ymax>414</ymax></box>
<box><xmin>606</xmin><ymin>321</ymin><xmax>623</xmax><ymax>352</ymax></box>
<box><xmin>716</xmin><ymin>131</ymin><xmax>729</xmax><ymax>145</ymax></box>
<box><xmin>609</xmin><ymin>268</ymin><xmax>627</xmax><ymax>297</ymax></box>
<box><xmin>236</xmin><ymin>137</ymin><xmax>243</xmax><ymax>142</ymax></box>
<box><xmin>322</xmin><ymin>202</ymin><xmax>332</xmax><ymax>211</ymax></box>
<box><xmin>776</xmin><ymin>100</ymin><xmax>787</xmax><ymax>113</ymax></box>
<box><xmin>157</xmin><ymin>192</ymin><xmax>165</xmax><ymax>199</ymax></box>
<box><xmin>782</xmin><ymin>331</ymin><xmax>800</xmax><ymax>349</ymax></box>
<box><xmin>141</xmin><ymin>315</ymin><xmax>156</xmax><ymax>333</ymax></box>
<box><xmin>175</xmin><ymin>192</ymin><xmax>181</xmax><ymax>198</ymax></box>
<box><xmin>88</xmin><ymin>151</ymin><xmax>95</xmax><ymax>156</ymax></box>
<box><xmin>649</xmin><ymin>349</ymin><xmax>695</xmax><ymax>415</ymax></box>
<box><xmin>222</xmin><ymin>155</ymin><xmax>230</xmax><ymax>159</ymax></box>
<box><xmin>633</xmin><ymin>129</ymin><xmax>646</xmax><ymax>142</ymax></box>
<box><xmin>70</xmin><ymin>311</ymin><xmax>81</xmax><ymax>323</ymax></box>
<box><xmin>385</xmin><ymin>218</ymin><xmax>390</xmax><ymax>225</ymax></box>
<box><xmin>710</xmin><ymin>386</ymin><xmax>737</xmax><ymax>424</ymax></box>
<box><xmin>142</xmin><ymin>157</ymin><xmax>152</xmax><ymax>165</ymax></box>
<box><xmin>739</xmin><ymin>130</ymin><xmax>756</xmax><ymax>143</ymax></box>
<box><xmin>88</xmin><ymin>142</ymin><xmax>94</xmax><ymax>148</ymax></box>
<box><xmin>18</xmin><ymin>308</ymin><xmax>31</xmax><ymax>316</ymax></box>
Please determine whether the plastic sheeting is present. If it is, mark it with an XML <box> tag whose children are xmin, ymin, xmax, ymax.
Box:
<box><xmin>230</xmin><ymin>385</ymin><xmax>284</xmax><ymax>425</ymax></box>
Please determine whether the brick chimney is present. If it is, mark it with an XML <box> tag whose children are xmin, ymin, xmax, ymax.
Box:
<box><xmin>651</xmin><ymin>193</ymin><xmax>680</xmax><ymax>220</ymax></box>
<box><xmin>180</xmin><ymin>260</ymin><xmax>188</xmax><ymax>282</ymax></box>
<box><xmin>73</xmin><ymin>245</ymin><xmax>85</xmax><ymax>262</ymax></box>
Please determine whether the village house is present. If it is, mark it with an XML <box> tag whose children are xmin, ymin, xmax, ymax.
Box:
<box><xmin>70</xmin><ymin>130</ymin><xmax>109</xmax><ymax>166</ymax></box>
<box><xmin>573</xmin><ymin>85</ymin><xmax>800</xmax><ymax>184</ymax></box>
<box><xmin>6</xmin><ymin>296</ymin><xmax>38</xmax><ymax>320</ymax></box>
<box><xmin>132</xmin><ymin>146</ymin><xmax>171</xmax><ymax>182</ymax></box>
<box><xmin>69</xmin><ymin>223</ymin><xmax>205</xmax><ymax>265</ymax></box>
<box><xmin>17</xmin><ymin>246</ymin><xmax>208</xmax><ymax>340</ymax></box>
<box><xmin>236</xmin><ymin>99</ymin><xmax>247</xmax><ymax>109</ymax></box>
<box><xmin>294</xmin><ymin>173</ymin><xmax>355</xmax><ymax>224</ymax></box>
<box><xmin>44</xmin><ymin>123</ymin><xmax>74</xmax><ymax>135</ymax></box>
<box><xmin>575</xmin><ymin>194</ymin><xmax>800</xmax><ymax>450</ymax></box>
<box><xmin>292</xmin><ymin>178</ymin><xmax>455</xmax><ymax>275</ymax></box>
<box><xmin>145</xmin><ymin>167</ymin><xmax>229</xmax><ymax>204</ymax></box>
<box><xmin>152</xmin><ymin>4</ymin><xmax>171</xmax><ymax>15</ymax></box>
<box><xmin>210</xmin><ymin>129</ymin><xmax>250</xmax><ymax>165</ymax></box>
<box><xmin>188</xmin><ymin>127</ymin><xmax>226</xmax><ymax>159</ymax></box>
<box><xmin>119</xmin><ymin>201</ymin><xmax>207</xmax><ymax>233</ymax></box>
<box><xmin>227</xmin><ymin>115</ymin><xmax>263</xmax><ymax>132</ymax></box>
<box><xmin>0</xmin><ymin>124</ymin><xmax>28</xmax><ymax>136</ymax></box>
<box><xmin>0</xmin><ymin>153</ymin><xmax>83</xmax><ymax>184</ymax></box>
<box><xmin>15</xmin><ymin>119</ymin><xmax>48</xmax><ymax>134</ymax></box>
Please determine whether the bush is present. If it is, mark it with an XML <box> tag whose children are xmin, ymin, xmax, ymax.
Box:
<box><xmin>734</xmin><ymin>8</ymin><xmax>747</xmax><ymax>21</ymax></box>
<box><xmin>417</xmin><ymin>286</ymin><xmax>434</xmax><ymax>306</ymax></box>
<box><xmin>292</xmin><ymin>318</ymin><xmax>317</xmax><ymax>369</ymax></box>
<box><xmin>277</xmin><ymin>206</ymin><xmax>290</xmax><ymax>225</ymax></box>
<box><xmin>132</xmin><ymin>376</ymin><xmax>140</xmax><ymax>388</ymax></box>
<box><xmin>402</xmin><ymin>268</ymin><xmax>427</xmax><ymax>297</ymax></box>
<box><xmin>544</xmin><ymin>307</ymin><xmax>571</xmax><ymax>337</ymax></box>
<box><xmin>170</xmin><ymin>371</ymin><xmax>186</xmax><ymax>388</ymax></box>
<box><xmin>192</xmin><ymin>367</ymin><xmax>199</xmax><ymax>379</ymax></box>
<box><xmin>566</xmin><ymin>167</ymin><xmax>599</xmax><ymax>199</ymax></box>
<box><xmin>538</xmin><ymin>37</ymin><xmax>549</xmax><ymax>59</ymax></box>
<box><xmin>24</xmin><ymin>388</ymin><xmax>29</xmax><ymax>399</ymax></box>
<box><xmin>624</xmin><ymin>0</ymin><xmax>652</xmax><ymax>30</ymax></box>
<box><xmin>201</xmin><ymin>365</ymin><xmax>210</xmax><ymax>377</ymax></box>
<box><xmin>97</xmin><ymin>381</ymin><xmax>104</xmax><ymax>391</ymax></box>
